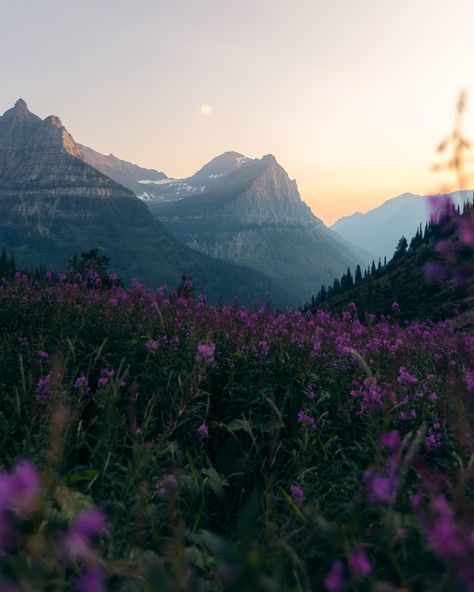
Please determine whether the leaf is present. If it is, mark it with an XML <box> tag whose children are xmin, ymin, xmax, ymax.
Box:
<box><xmin>201</xmin><ymin>467</ymin><xmax>229</xmax><ymax>496</ymax></box>
<box><xmin>66</xmin><ymin>468</ymin><xmax>100</xmax><ymax>485</ymax></box>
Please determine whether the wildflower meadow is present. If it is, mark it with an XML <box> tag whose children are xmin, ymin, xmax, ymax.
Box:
<box><xmin>0</xmin><ymin>267</ymin><xmax>473</xmax><ymax>591</ymax></box>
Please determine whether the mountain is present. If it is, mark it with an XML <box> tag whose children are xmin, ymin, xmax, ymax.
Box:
<box><xmin>79</xmin><ymin>144</ymin><xmax>169</xmax><ymax>201</ymax></box>
<box><xmin>332</xmin><ymin>191</ymin><xmax>473</xmax><ymax>260</ymax></box>
<box><xmin>138</xmin><ymin>152</ymin><xmax>371</xmax><ymax>302</ymax></box>
<box><xmin>310</xmin><ymin>201</ymin><xmax>474</xmax><ymax>327</ymax></box>
<box><xmin>0</xmin><ymin>99</ymin><xmax>285</xmax><ymax>305</ymax></box>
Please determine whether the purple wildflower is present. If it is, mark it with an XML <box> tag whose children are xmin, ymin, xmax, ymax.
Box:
<box><xmin>97</xmin><ymin>369</ymin><xmax>114</xmax><ymax>390</ymax></box>
<box><xmin>64</xmin><ymin>508</ymin><xmax>107</xmax><ymax>564</ymax></box>
<box><xmin>35</xmin><ymin>374</ymin><xmax>52</xmax><ymax>401</ymax></box>
<box><xmin>380</xmin><ymin>430</ymin><xmax>401</xmax><ymax>453</ymax></box>
<box><xmin>157</xmin><ymin>473</ymin><xmax>178</xmax><ymax>496</ymax></box>
<box><xmin>197</xmin><ymin>422</ymin><xmax>209</xmax><ymax>439</ymax></box>
<box><xmin>11</xmin><ymin>461</ymin><xmax>41</xmax><ymax>513</ymax></box>
<box><xmin>397</xmin><ymin>366</ymin><xmax>418</xmax><ymax>385</ymax></box>
<box><xmin>74</xmin><ymin>375</ymin><xmax>90</xmax><ymax>394</ymax></box>
<box><xmin>75</xmin><ymin>570</ymin><xmax>104</xmax><ymax>592</ymax></box>
<box><xmin>458</xmin><ymin>212</ymin><xmax>474</xmax><ymax>246</ymax></box>
<box><xmin>290</xmin><ymin>483</ymin><xmax>305</xmax><ymax>506</ymax></box>
<box><xmin>38</xmin><ymin>350</ymin><xmax>49</xmax><ymax>360</ymax></box>
<box><xmin>145</xmin><ymin>339</ymin><xmax>159</xmax><ymax>352</ymax></box>
<box><xmin>364</xmin><ymin>469</ymin><xmax>397</xmax><ymax>504</ymax></box>
<box><xmin>466</xmin><ymin>369</ymin><xmax>474</xmax><ymax>392</ymax></box>
<box><xmin>429</xmin><ymin>194</ymin><xmax>453</xmax><ymax>224</ymax></box>
<box><xmin>297</xmin><ymin>409</ymin><xmax>316</xmax><ymax>430</ymax></box>
<box><xmin>324</xmin><ymin>560</ymin><xmax>345</xmax><ymax>592</ymax></box>
<box><xmin>74</xmin><ymin>509</ymin><xmax>107</xmax><ymax>539</ymax></box>
<box><xmin>348</xmin><ymin>546</ymin><xmax>372</xmax><ymax>579</ymax></box>
<box><xmin>195</xmin><ymin>342</ymin><xmax>215</xmax><ymax>366</ymax></box>
<box><xmin>435</xmin><ymin>239</ymin><xmax>456</xmax><ymax>262</ymax></box>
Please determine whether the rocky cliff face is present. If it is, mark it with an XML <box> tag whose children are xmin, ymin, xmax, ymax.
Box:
<box><xmin>0</xmin><ymin>100</ymin><xmax>282</xmax><ymax>305</ymax></box>
<box><xmin>146</xmin><ymin>152</ymin><xmax>369</xmax><ymax>301</ymax></box>
<box><xmin>149</xmin><ymin>152</ymin><xmax>319</xmax><ymax>225</ymax></box>
<box><xmin>0</xmin><ymin>99</ymin><xmax>134</xmax><ymax>203</ymax></box>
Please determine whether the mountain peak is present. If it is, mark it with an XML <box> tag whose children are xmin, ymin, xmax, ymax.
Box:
<box><xmin>14</xmin><ymin>98</ymin><xmax>28</xmax><ymax>111</ymax></box>
<box><xmin>44</xmin><ymin>114</ymin><xmax>63</xmax><ymax>128</ymax></box>
<box><xmin>1</xmin><ymin>98</ymin><xmax>39</xmax><ymax>123</ymax></box>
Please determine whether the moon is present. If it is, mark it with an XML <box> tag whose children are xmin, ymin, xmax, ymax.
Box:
<box><xmin>201</xmin><ymin>104</ymin><xmax>212</xmax><ymax>116</ymax></box>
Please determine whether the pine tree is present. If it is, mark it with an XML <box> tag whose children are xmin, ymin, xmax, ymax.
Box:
<box><xmin>394</xmin><ymin>236</ymin><xmax>408</xmax><ymax>259</ymax></box>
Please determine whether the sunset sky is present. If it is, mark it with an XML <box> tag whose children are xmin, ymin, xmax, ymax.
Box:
<box><xmin>2</xmin><ymin>0</ymin><xmax>474</xmax><ymax>224</ymax></box>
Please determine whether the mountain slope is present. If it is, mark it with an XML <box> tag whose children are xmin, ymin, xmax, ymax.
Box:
<box><xmin>79</xmin><ymin>144</ymin><xmax>169</xmax><ymax>201</ymax></box>
<box><xmin>312</xmin><ymin>202</ymin><xmax>474</xmax><ymax>327</ymax></box>
<box><xmin>332</xmin><ymin>191</ymin><xmax>473</xmax><ymax>260</ymax></box>
<box><xmin>0</xmin><ymin>100</ymin><xmax>285</xmax><ymax>305</ymax></box>
<box><xmin>143</xmin><ymin>152</ymin><xmax>371</xmax><ymax>302</ymax></box>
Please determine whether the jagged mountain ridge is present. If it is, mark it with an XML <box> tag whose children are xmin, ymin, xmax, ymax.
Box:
<box><xmin>0</xmin><ymin>99</ymin><xmax>285</xmax><ymax>305</ymax></box>
<box><xmin>79</xmin><ymin>144</ymin><xmax>168</xmax><ymax>201</ymax></box>
<box><xmin>143</xmin><ymin>152</ymin><xmax>371</xmax><ymax>301</ymax></box>
<box><xmin>332</xmin><ymin>190</ymin><xmax>474</xmax><ymax>260</ymax></box>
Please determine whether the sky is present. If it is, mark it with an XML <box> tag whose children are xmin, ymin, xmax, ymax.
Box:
<box><xmin>2</xmin><ymin>0</ymin><xmax>474</xmax><ymax>224</ymax></box>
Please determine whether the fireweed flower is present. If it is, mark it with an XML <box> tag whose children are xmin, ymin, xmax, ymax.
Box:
<box><xmin>0</xmin><ymin>461</ymin><xmax>40</xmax><ymax>515</ymax></box>
<box><xmin>391</xmin><ymin>301</ymin><xmax>400</xmax><ymax>312</ymax></box>
<box><xmin>435</xmin><ymin>239</ymin><xmax>456</xmax><ymax>262</ymax></box>
<box><xmin>145</xmin><ymin>339</ymin><xmax>159</xmax><ymax>352</ymax></box>
<box><xmin>290</xmin><ymin>483</ymin><xmax>305</xmax><ymax>506</ymax></box>
<box><xmin>63</xmin><ymin>508</ymin><xmax>107</xmax><ymax>564</ymax></box>
<box><xmin>364</xmin><ymin>469</ymin><xmax>397</xmax><ymax>504</ymax></box>
<box><xmin>0</xmin><ymin>461</ymin><xmax>40</xmax><ymax>552</ymax></box>
<box><xmin>157</xmin><ymin>473</ymin><xmax>178</xmax><ymax>496</ymax></box>
<box><xmin>458</xmin><ymin>211</ymin><xmax>474</xmax><ymax>246</ymax></box>
<box><xmin>324</xmin><ymin>560</ymin><xmax>345</xmax><ymax>592</ymax></box>
<box><xmin>348</xmin><ymin>547</ymin><xmax>372</xmax><ymax>579</ymax></box>
<box><xmin>197</xmin><ymin>422</ymin><xmax>209</xmax><ymax>438</ymax></box>
<box><xmin>38</xmin><ymin>350</ymin><xmax>49</xmax><ymax>360</ymax></box>
<box><xmin>397</xmin><ymin>366</ymin><xmax>418</xmax><ymax>385</ymax></box>
<box><xmin>429</xmin><ymin>194</ymin><xmax>453</xmax><ymax>224</ymax></box>
<box><xmin>75</xmin><ymin>570</ymin><xmax>104</xmax><ymax>592</ymax></box>
<box><xmin>74</xmin><ymin>375</ymin><xmax>90</xmax><ymax>393</ymax></box>
<box><xmin>195</xmin><ymin>342</ymin><xmax>215</xmax><ymax>366</ymax></box>
<box><xmin>297</xmin><ymin>409</ymin><xmax>315</xmax><ymax>430</ymax></box>
<box><xmin>380</xmin><ymin>430</ymin><xmax>401</xmax><ymax>453</ymax></box>
<box><xmin>35</xmin><ymin>374</ymin><xmax>52</xmax><ymax>401</ymax></box>
<box><xmin>466</xmin><ymin>369</ymin><xmax>474</xmax><ymax>392</ymax></box>
<box><xmin>97</xmin><ymin>369</ymin><xmax>114</xmax><ymax>390</ymax></box>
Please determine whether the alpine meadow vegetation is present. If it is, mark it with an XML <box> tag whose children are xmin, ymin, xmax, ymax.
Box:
<box><xmin>0</xmin><ymin>258</ymin><xmax>473</xmax><ymax>590</ymax></box>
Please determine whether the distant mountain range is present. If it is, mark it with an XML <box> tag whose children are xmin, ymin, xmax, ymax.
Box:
<box><xmin>83</xmin><ymin>148</ymin><xmax>370</xmax><ymax>301</ymax></box>
<box><xmin>0</xmin><ymin>99</ymin><xmax>282</xmax><ymax>305</ymax></box>
<box><xmin>332</xmin><ymin>191</ymin><xmax>474</xmax><ymax>260</ymax></box>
